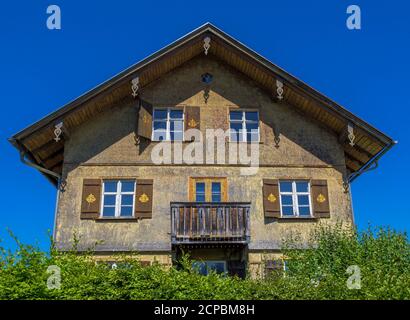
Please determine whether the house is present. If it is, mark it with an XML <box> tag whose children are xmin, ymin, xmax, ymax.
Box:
<box><xmin>9</xmin><ymin>23</ymin><xmax>395</xmax><ymax>278</ymax></box>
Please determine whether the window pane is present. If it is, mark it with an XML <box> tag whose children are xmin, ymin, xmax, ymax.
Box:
<box><xmin>212</xmin><ymin>194</ymin><xmax>221</xmax><ymax>202</ymax></box>
<box><xmin>207</xmin><ymin>262</ymin><xmax>226</xmax><ymax>274</ymax></box>
<box><xmin>230</xmin><ymin>111</ymin><xmax>242</xmax><ymax>121</ymax></box>
<box><xmin>170</xmin><ymin>120</ymin><xmax>183</xmax><ymax>131</ymax></box>
<box><xmin>121</xmin><ymin>194</ymin><xmax>133</xmax><ymax>206</ymax></box>
<box><xmin>103</xmin><ymin>195</ymin><xmax>116</xmax><ymax>206</ymax></box>
<box><xmin>102</xmin><ymin>206</ymin><xmax>115</xmax><ymax>217</ymax></box>
<box><xmin>120</xmin><ymin>206</ymin><xmax>133</xmax><ymax>217</ymax></box>
<box><xmin>280</xmin><ymin>182</ymin><xmax>292</xmax><ymax>193</ymax></box>
<box><xmin>299</xmin><ymin>206</ymin><xmax>311</xmax><ymax>216</ymax></box>
<box><xmin>153</xmin><ymin>131</ymin><xmax>166</xmax><ymax>141</ymax></box>
<box><xmin>246</xmin><ymin>122</ymin><xmax>259</xmax><ymax>132</ymax></box>
<box><xmin>212</xmin><ymin>182</ymin><xmax>221</xmax><ymax>193</ymax></box>
<box><xmin>170</xmin><ymin>131</ymin><xmax>183</xmax><ymax>141</ymax></box>
<box><xmin>230</xmin><ymin>122</ymin><xmax>243</xmax><ymax>132</ymax></box>
<box><xmin>245</xmin><ymin>111</ymin><xmax>258</xmax><ymax>121</ymax></box>
<box><xmin>230</xmin><ymin>122</ymin><xmax>243</xmax><ymax>141</ymax></box>
<box><xmin>121</xmin><ymin>181</ymin><xmax>135</xmax><ymax>192</ymax></box>
<box><xmin>196</xmin><ymin>183</ymin><xmax>205</xmax><ymax>202</ymax></box>
<box><xmin>296</xmin><ymin>181</ymin><xmax>309</xmax><ymax>193</ymax></box>
<box><xmin>247</xmin><ymin>132</ymin><xmax>259</xmax><ymax>142</ymax></box>
<box><xmin>192</xmin><ymin>262</ymin><xmax>207</xmax><ymax>276</ymax></box>
<box><xmin>282</xmin><ymin>206</ymin><xmax>294</xmax><ymax>216</ymax></box>
<box><xmin>153</xmin><ymin>109</ymin><xmax>167</xmax><ymax>120</ymax></box>
<box><xmin>153</xmin><ymin>121</ymin><xmax>166</xmax><ymax>130</ymax></box>
<box><xmin>298</xmin><ymin>195</ymin><xmax>309</xmax><ymax>206</ymax></box>
<box><xmin>104</xmin><ymin>181</ymin><xmax>117</xmax><ymax>193</ymax></box>
<box><xmin>230</xmin><ymin>132</ymin><xmax>240</xmax><ymax>142</ymax></box>
<box><xmin>196</xmin><ymin>182</ymin><xmax>205</xmax><ymax>193</ymax></box>
<box><xmin>170</xmin><ymin>110</ymin><xmax>183</xmax><ymax>119</ymax></box>
<box><xmin>246</xmin><ymin>123</ymin><xmax>259</xmax><ymax>142</ymax></box>
<box><xmin>281</xmin><ymin>195</ymin><xmax>293</xmax><ymax>206</ymax></box>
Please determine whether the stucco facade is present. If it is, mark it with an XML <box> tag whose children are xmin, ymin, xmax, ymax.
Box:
<box><xmin>54</xmin><ymin>56</ymin><xmax>353</xmax><ymax>276</ymax></box>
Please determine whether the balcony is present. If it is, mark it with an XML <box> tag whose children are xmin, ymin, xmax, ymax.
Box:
<box><xmin>170</xmin><ymin>202</ymin><xmax>251</xmax><ymax>244</ymax></box>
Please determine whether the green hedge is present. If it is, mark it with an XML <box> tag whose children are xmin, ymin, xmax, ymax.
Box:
<box><xmin>0</xmin><ymin>225</ymin><xmax>409</xmax><ymax>300</ymax></box>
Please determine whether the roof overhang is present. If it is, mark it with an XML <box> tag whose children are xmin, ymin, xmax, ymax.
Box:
<box><xmin>9</xmin><ymin>23</ymin><xmax>396</xmax><ymax>186</ymax></box>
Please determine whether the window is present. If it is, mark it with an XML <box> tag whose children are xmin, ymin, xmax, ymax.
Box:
<box><xmin>229</xmin><ymin>110</ymin><xmax>259</xmax><ymax>142</ymax></box>
<box><xmin>279</xmin><ymin>181</ymin><xmax>312</xmax><ymax>217</ymax></box>
<box><xmin>195</xmin><ymin>182</ymin><xmax>206</xmax><ymax>202</ymax></box>
<box><xmin>211</xmin><ymin>182</ymin><xmax>221</xmax><ymax>202</ymax></box>
<box><xmin>190</xmin><ymin>178</ymin><xmax>227</xmax><ymax>202</ymax></box>
<box><xmin>192</xmin><ymin>261</ymin><xmax>227</xmax><ymax>276</ymax></box>
<box><xmin>265</xmin><ymin>259</ymin><xmax>287</xmax><ymax>278</ymax></box>
<box><xmin>152</xmin><ymin>108</ymin><xmax>184</xmax><ymax>141</ymax></box>
<box><xmin>195</xmin><ymin>182</ymin><xmax>221</xmax><ymax>202</ymax></box>
<box><xmin>101</xmin><ymin>180</ymin><xmax>135</xmax><ymax>218</ymax></box>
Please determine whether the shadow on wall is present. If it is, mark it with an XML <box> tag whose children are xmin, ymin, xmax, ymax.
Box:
<box><xmin>62</xmin><ymin>55</ymin><xmax>345</xmax><ymax>179</ymax></box>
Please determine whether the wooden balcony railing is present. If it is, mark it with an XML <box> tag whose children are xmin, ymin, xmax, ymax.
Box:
<box><xmin>170</xmin><ymin>202</ymin><xmax>251</xmax><ymax>244</ymax></box>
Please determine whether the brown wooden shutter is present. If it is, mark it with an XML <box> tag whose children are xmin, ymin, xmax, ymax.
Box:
<box><xmin>184</xmin><ymin>106</ymin><xmax>201</xmax><ymax>142</ymax></box>
<box><xmin>184</xmin><ymin>106</ymin><xmax>201</xmax><ymax>132</ymax></box>
<box><xmin>263</xmin><ymin>179</ymin><xmax>281</xmax><ymax>218</ymax></box>
<box><xmin>311</xmin><ymin>180</ymin><xmax>330</xmax><ymax>218</ymax></box>
<box><xmin>137</xmin><ymin>99</ymin><xmax>153</xmax><ymax>140</ymax></box>
<box><xmin>216</xmin><ymin>107</ymin><xmax>229</xmax><ymax>132</ymax></box>
<box><xmin>80</xmin><ymin>179</ymin><xmax>101</xmax><ymax>219</ymax></box>
<box><xmin>135</xmin><ymin>179</ymin><xmax>153</xmax><ymax>219</ymax></box>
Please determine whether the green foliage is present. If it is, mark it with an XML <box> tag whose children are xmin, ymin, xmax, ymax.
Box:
<box><xmin>0</xmin><ymin>225</ymin><xmax>408</xmax><ymax>300</ymax></box>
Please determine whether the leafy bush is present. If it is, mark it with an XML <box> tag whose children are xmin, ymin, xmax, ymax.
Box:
<box><xmin>0</xmin><ymin>225</ymin><xmax>408</xmax><ymax>300</ymax></box>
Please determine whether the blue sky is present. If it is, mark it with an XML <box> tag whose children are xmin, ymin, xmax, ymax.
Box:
<box><xmin>0</xmin><ymin>0</ymin><xmax>408</xmax><ymax>251</ymax></box>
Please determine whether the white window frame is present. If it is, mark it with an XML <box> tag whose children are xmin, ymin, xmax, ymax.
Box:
<box><xmin>152</xmin><ymin>107</ymin><xmax>184</xmax><ymax>141</ymax></box>
<box><xmin>101</xmin><ymin>180</ymin><xmax>136</xmax><ymax>218</ymax></box>
<box><xmin>279</xmin><ymin>180</ymin><xmax>312</xmax><ymax>217</ymax></box>
<box><xmin>229</xmin><ymin>110</ymin><xmax>260</xmax><ymax>142</ymax></box>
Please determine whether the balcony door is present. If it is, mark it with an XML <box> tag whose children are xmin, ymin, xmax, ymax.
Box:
<box><xmin>189</xmin><ymin>178</ymin><xmax>227</xmax><ymax>202</ymax></box>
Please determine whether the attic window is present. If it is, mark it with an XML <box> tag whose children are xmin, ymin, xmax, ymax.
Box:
<box><xmin>201</xmin><ymin>73</ymin><xmax>213</xmax><ymax>84</ymax></box>
<box><xmin>229</xmin><ymin>110</ymin><xmax>259</xmax><ymax>142</ymax></box>
<box><xmin>152</xmin><ymin>108</ymin><xmax>184</xmax><ymax>141</ymax></box>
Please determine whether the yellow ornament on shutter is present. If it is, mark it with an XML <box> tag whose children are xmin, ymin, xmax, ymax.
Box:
<box><xmin>188</xmin><ymin>118</ymin><xmax>198</xmax><ymax>128</ymax></box>
<box><xmin>267</xmin><ymin>193</ymin><xmax>277</xmax><ymax>203</ymax></box>
<box><xmin>139</xmin><ymin>193</ymin><xmax>149</xmax><ymax>203</ymax></box>
<box><xmin>86</xmin><ymin>194</ymin><xmax>96</xmax><ymax>204</ymax></box>
<box><xmin>316</xmin><ymin>193</ymin><xmax>326</xmax><ymax>203</ymax></box>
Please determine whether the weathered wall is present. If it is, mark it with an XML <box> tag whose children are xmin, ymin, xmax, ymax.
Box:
<box><xmin>55</xmin><ymin>55</ymin><xmax>352</xmax><ymax>253</ymax></box>
<box><xmin>56</xmin><ymin>165</ymin><xmax>351</xmax><ymax>251</ymax></box>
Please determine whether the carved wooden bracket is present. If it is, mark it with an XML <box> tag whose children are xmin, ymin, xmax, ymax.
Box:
<box><xmin>54</xmin><ymin>122</ymin><xmax>63</xmax><ymax>142</ymax></box>
<box><xmin>203</xmin><ymin>36</ymin><xmax>211</xmax><ymax>55</ymax></box>
<box><xmin>348</xmin><ymin>123</ymin><xmax>355</xmax><ymax>146</ymax></box>
<box><xmin>273</xmin><ymin>125</ymin><xmax>281</xmax><ymax>148</ymax></box>
<box><xmin>131</xmin><ymin>77</ymin><xmax>139</xmax><ymax>98</ymax></box>
<box><xmin>276</xmin><ymin>79</ymin><xmax>284</xmax><ymax>101</ymax></box>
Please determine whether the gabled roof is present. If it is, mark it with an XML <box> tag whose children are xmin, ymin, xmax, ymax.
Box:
<box><xmin>9</xmin><ymin>23</ymin><xmax>395</xmax><ymax>185</ymax></box>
